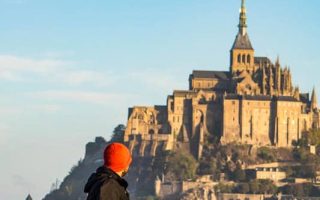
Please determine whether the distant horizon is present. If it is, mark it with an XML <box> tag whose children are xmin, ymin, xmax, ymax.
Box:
<box><xmin>1</xmin><ymin>0</ymin><xmax>320</xmax><ymax>199</ymax></box>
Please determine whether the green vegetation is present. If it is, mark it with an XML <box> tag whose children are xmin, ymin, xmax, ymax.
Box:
<box><xmin>292</xmin><ymin>148</ymin><xmax>320</xmax><ymax>178</ymax></box>
<box><xmin>215</xmin><ymin>180</ymin><xmax>277</xmax><ymax>194</ymax></box>
<box><xmin>111</xmin><ymin>124</ymin><xmax>126</xmax><ymax>142</ymax></box>
<box><xmin>214</xmin><ymin>183</ymin><xmax>235</xmax><ymax>193</ymax></box>
<box><xmin>166</xmin><ymin>151</ymin><xmax>198</xmax><ymax>181</ymax></box>
<box><xmin>257</xmin><ymin>147</ymin><xmax>277</xmax><ymax>162</ymax></box>
<box><xmin>293</xmin><ymin>128</ymin><xmax>320</xmax><ymax>149</ymax></box>
<box><xmin>306</xmin><ymin>129</ymin><xmax>320</xmax><ymax>146</ymax></box>
<box><xmin>197</xmin><ymin>157</ymin><xmax>220</xmax><ymax>178</ymax></box>
<box><xmin>280</xmin><ymin>183</ymin><xmax>320</xmax><ymax>197</ymax></box>
<box><xmin>291</xmin><ymin>130</ymin><xmax>320</xmax><ymax>179</ymax></box>
<box><xmin>43</xmin><ymin>127</ymin><xmax>320</xmax><ymax>200</ymax></box>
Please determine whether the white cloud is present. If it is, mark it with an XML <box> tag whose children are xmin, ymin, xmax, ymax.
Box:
<box><xmin>0</xmin><ymin>55</ymin><xmax>67</xmax><ymax>74</ymax></box>
<box><xmin>0</xmin><ymin>54</ymin><xmax>114</xmax><ymax>86</ymax></box>
<box><xmin>0</xmin><ymin>106</ymin><xmax>23</xmax><ymax>117</ymax></box>
<box><xmin>32</xmin><ymin>90</ymin><xmax>137</xmax><ymax>105</ymax></box>
<box><xmin>12</xmin><ymin>174</ymin><xmax>34</xmax><ymax>189</ymax></box>
<box><xmin>32</xmin><ymin>104</ymin><xmax>62</xmax><ymax>113</ymax></box>
<box><xmin>55</xmin><ymin>70</ymin><xmax>113</xmax><ymax>86</ymax></box>
<box><xmin>127</xmin><ymin>68</ymin><xmax>188</xmax><ymax>91</ymax></box>
<box><xmin>0</xmin><ymin>123</ymin><xmax>11</xmax><ymax>146</ymax></box>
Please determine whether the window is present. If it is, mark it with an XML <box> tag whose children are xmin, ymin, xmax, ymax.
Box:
<box><xmin>242</xmin><ymin>54</ymin><xmax>246</xmax><ymax>63</ymax></box>
<box><xmin>237</xmin><ymin>54</ymin><xmax>241</xmax><ymax>63</ymax></box>
<box><xmin>247</xmin><ymin>54</ymin><xmax>251</xmax><ymax>64</ymax></box>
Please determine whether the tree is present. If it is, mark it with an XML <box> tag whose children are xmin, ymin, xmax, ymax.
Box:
<box><xmin>307</xmin><ymin>128</ymin><xmax>320</xmax><ymax>146</ymax></box>
<box><xmin>197</xmin><ymin>158</ymin><xmax>219</xmax><ymax>176</ymax></box>
<box><xmin>233</xmin><ymin>168</ymin><xmax>246</xmax><ymax>182</ymax></box>
<box><xmin>249</xmin><ymin>180</ymin><xmax>259</xmax><ymax>194</ymax></box>
<box><xmin>293</xmin><ymin>147</ymin><xmax>320</xmax><ymax>179</ymax></box>
<box><xmin>258</xmin><ymin>179</ymin><xmax>277</xmax><ymax>194</ymax></box>
<box><xmin>166</xmin><ymin>151</ymin><xmax>198</xmax><ymax>181</ymax></box>
<box><xmin>235</xmin><ymin>183</ymin><xmax>250</xmax><ymax>194</ymax></box>
<box><xmin>214</xmin><ymin>183</ymin><xmax>234</xmax><ymax>193</ymax></box>
<box><xmin>25</xmin><ymin>194</ymin><xmax>33</xmax><ymax>200</ymax></box>
<box><xmin>248</xmin><ymin>180</ymin><xmax>277</xmax><ymax>194</ymax></box>
<box><xmin>280</xmin><ymin>183</ymin><xmax>320</xmax><ymax>197</ymax></box>
<box><xmin>257</xmin><ymin>147</ymin><xmax>276</xmax><ymax>162</ymax></box>
<box><xmin>111</xmin><ymin>124</ymin><xmax>126</xmax><ymax>142</ymax></box>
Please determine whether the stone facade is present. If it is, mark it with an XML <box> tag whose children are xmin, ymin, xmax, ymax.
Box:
<box><xmin>124</xmin><ymin>0</ymin><xmax>320</xmax><ymax>158</ymax></box>
<box><xmin>155</xmin><ymin>175</ymin><xmax>217</xmax><ymax>200</ymax></box>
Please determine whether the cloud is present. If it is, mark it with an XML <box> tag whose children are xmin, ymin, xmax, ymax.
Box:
<box><xmin>12</xmin><ymin>174</ymin><xmax>34</xmax><ymax>190</ymax></box>
<box><xmin>32</xmin><ymin>104</ymin><xmax>62</xmax><ymax>113</ymax></box>
<box><xmin>0</xmin><ymin>123</ymin><xmax>11</xmax><ymax>146</ymax></box>
<box><xmin>126</xmin><ymin>68</ymin><xmax>188</xmax><ymax>91</ymax></box>
<box><xmin>32</xmin><ymin>90</ymin><xmax>137</xmax><ymax>105</ymax></box>
<box><xmin>55</xmin><ymin>70</ymin><xmax>113</xmax><ymax>86</ymax></box>
<box><xmin>0</xmin><ymin>55</ymin><xmax>68</xmax><ymax>81</ymax></box>
<box><xmin>0</xmin><ymin>54</ymin><xmax>114</xmax><ymax>86</ymax></box>
<box><xmin>0</xmin><ymin>55</ymin><xmax>67</xmax><ymax>74</ymax></box>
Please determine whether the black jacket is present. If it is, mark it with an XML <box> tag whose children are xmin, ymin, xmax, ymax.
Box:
<box><xmin>84</xmin><ymin>166</ymin><xmax>129</xmax><ymax>200</ymax></box>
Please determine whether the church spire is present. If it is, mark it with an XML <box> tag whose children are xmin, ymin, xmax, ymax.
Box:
<box><xmin>311</xmin><ymin>87</ymin><xmax>317</xmax><ymax>110</ymax></box>
<box><xmin>230</xmin><ymin>0</ymin><xmax>254</xmax><ymax>73</ymax></box>
<box><xmin>239</xmin><ymin>0</ymin><xmax>247</xmax><ymax>36</ymax></box>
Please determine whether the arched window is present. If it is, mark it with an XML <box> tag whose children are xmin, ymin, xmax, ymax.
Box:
<box><xmin>237</xmin><ymin>54</ymin><xmax>241</xmax><ymax>63</ymax></box>
<box><xmin>247</xmin><ymin>54</ymin><xmax>251</xmax><ymax>64</ymax></box>
<box><xmin>242</xmin><ymin>54</ymin><xmax>246</xmax><ymax>63</ymax></box>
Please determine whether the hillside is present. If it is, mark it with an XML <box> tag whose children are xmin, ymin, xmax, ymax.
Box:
<box><xmin>42</xmin><ymin>127</ymin><xmax>320</xmax><ymax>200</ymax></box>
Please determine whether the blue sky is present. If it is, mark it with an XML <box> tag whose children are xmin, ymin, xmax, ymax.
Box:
<box><xmin>0</xmin><ymin>0</ymin><xmax>319</xmax><ymax>199</ymax></box>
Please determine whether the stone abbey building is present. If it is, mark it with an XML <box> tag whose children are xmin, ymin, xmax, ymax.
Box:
<box><xmin>124</xmin><ymin>0</ymin><xmax>319</xmax><ymax>158</ymax></box>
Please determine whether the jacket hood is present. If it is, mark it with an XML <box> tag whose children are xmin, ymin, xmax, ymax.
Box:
<box><xmin>84</xmin><ymin>166</ymin><xmax>128</xmax><ymax>193</ymax></box>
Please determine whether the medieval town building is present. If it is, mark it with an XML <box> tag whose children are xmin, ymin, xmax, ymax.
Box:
<box><xmin>124</xmin><ymin>0</ymin><xmax>320</xmax><ymax>158</ymax></box>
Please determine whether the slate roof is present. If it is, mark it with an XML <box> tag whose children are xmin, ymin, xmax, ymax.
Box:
<box><xmin>225</xmin><ymin>94</ymin><xmax>271</xmax><ymax>101</ymax></box>
<box><xmin>245</xmin><ymin>95</ymin><xmax>272</xmax><ymax>101</ymax></box>
<box><xmin>300</xmin><ymin>93</ymin><xmax>309</xmax><ymax>103</ymax></box>
<box><xmin>191</xmin><ymin>70</ymin><xmax>230</xmax><ymax>80</ymax></box>
<box><xmin>254</xmin><ymin>57</ymin><xmax>272</xmax><ymax>65</ymax></box>
<box><xmin>276</xmin><ymin>96</ymin><xmax>299</xmax><ymax>102</ymax></box>
<box><xmin>173</xmin><ymin>90</ymin><xmax>197</xmax><ymax>97</ymax></box>
<box><xmin>231</xmin><ymin>33</ymin><xmax>254</xmax><ymax>50</ymax></box>
<box><xmin>225</xmin><ymin>94</ymin><xmax>300</xmax><ymax>102</ymax></box>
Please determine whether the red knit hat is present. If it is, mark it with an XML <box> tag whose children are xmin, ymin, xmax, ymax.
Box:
<box><xmin>104</xmin><ymin>142</ymin><xmax>132</xmax><ymax>172</ymax></box>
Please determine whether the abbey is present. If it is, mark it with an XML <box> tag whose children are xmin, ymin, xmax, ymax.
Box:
<box><xmin>124</xmin><ymin>0</ymin><xmax>319</xmax><ymax>158</ymax></box>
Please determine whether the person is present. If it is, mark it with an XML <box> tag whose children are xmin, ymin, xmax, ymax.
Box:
<box><xmin>84</xmin><ymin>142</ymin><xmax>132</xmax><ymax>200</ymax></box>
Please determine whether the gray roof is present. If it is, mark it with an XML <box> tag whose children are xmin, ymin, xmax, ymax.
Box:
<box><xmin>231</xmin><ymin>33</ymin><xmax>254</xmax><ymax>50</ymax></box>
<box><xmin>300</xmin><ymin>93</ymin><xmax>309</xmax><ymax>103</ymax></box>
<box><xmin>254</xmin><ymin>57</ymin><xmax>272</xmax><ymax>65</ymax></box>
<box><xmin>276</xmin><ymin>96</ymin><xmax>299</xmax><ymax>102</ymax></box>
<box><xmin>225</xmin><ymin>94</ymin><xmax>300</xmax><ymax>102</ymax></box>
<box><xmin>173</xmin><ymin>90</ymin><xmax>197</xmax><ymax>97</ymax></box>
<box><xmin>191</xmin><ymin>70</ymin><xmax>229</xmax><ymax>80</ymax></box>
<box><xmin>225</xmin><ymin>94</ymin><xmax>271</xmax><ymax>101</ymax></box>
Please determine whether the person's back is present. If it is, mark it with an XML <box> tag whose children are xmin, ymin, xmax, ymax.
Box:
<box><xmin>84</xmin><ymin>142</ymin><xmax>132</xmax><ymax>200</ymax></box>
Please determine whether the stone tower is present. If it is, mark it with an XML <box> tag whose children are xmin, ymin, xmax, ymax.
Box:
<box><xmin>230</xmin><ymin>0</ymin><xmax>255</xmax><ymax>74</ymax></box>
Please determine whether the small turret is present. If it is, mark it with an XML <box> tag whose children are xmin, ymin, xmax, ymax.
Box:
<box><xmin>311</xmin><ymin>87</ymin><xmax>318</xmax><ymax>110</ymax></box>
<box><xmin>294</xmin><ymin>87</ymin><xmax>300</xmax><ymax>100</ymax></box>
<box><xmin>275</xmin><ymin>56</ymin><xmax>281</xmax><ymax>93</ymax></box>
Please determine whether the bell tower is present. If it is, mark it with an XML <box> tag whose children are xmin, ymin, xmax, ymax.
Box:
<box><xmin>230</xmin><ymin>0</ymin><xmax>255</xmax><ymax>74</ymax></box>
